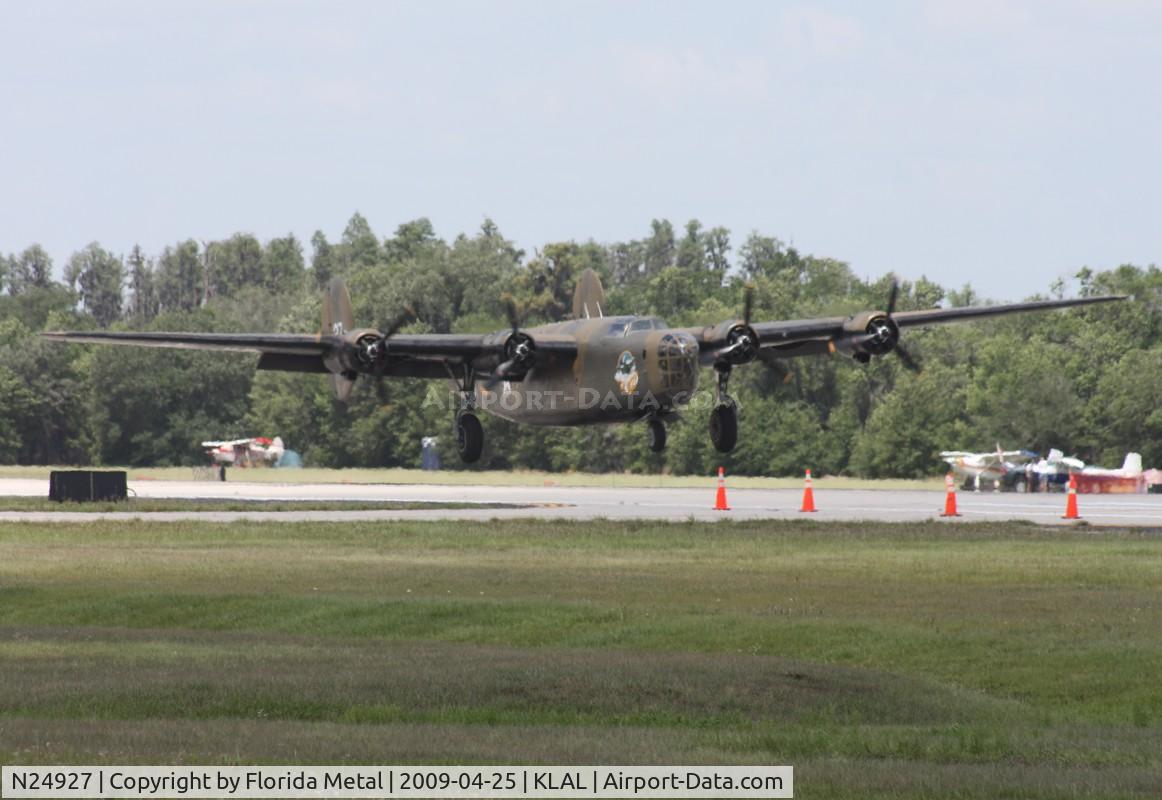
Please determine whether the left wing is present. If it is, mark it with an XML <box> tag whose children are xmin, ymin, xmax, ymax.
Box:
<box><xmin>691</xmin><ymin>293</ymin><xmax>1127</xmax><ymax>366</ymax></box>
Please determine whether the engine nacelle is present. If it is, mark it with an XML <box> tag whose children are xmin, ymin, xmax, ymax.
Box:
<box><xmin>834</xmin><ymin>312</ymin><xmax>899</xmax><ymax>362</ymax></box>
<box><xmin>708</xmin><ymin>320</ymin><xmax>760</xmax><ymax>365</ymax></box>
<box><xmin>479</xmin><ymin>330</ymin><xmax>537</xmax><ymax>379</ymax></box>
<box><xmin>323</xmin><ymin>328</ymin><xmax>386</xmax><ymax>375</ymax></box>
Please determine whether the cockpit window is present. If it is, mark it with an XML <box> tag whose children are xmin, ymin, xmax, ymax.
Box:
<box><xmin>629</xmin><ymin>319</ymin><xmax>653</xmax><ymax>333</ymax></box>
<box><xmin>606</xmin><ymin>322</ymin><xmax>628</xmax><ymax>336</ymax></box>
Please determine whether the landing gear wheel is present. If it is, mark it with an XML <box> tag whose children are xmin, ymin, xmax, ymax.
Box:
<box><xmin>709</xmin><ymin>404</ymin><xmax>738</xmax><ymax>453</ymax></box>
<box><xmin>647</xmin><ymin>418</ymin><xmax>667</xmax><ymax>452</ymax></box>
<box><xmin>456</xmin><ymin>412</ymin><xmax>484</xmax><ymax>464</ymax></box>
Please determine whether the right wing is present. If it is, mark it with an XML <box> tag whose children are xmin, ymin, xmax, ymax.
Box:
<box><xmin>41</xmin><ymin>329</ymin><xmax>578</xmax><ymax>380</ymax></box>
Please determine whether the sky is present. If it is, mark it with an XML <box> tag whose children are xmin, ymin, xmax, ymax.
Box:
<box><xmin>1</xmin><ymin>0</ymin><xmax>1159</xmax><ymax>301</ymax></box>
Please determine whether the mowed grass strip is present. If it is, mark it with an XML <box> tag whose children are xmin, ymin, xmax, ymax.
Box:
<box><xmin>0</xmin><ymin>518</ymin><xmax>1160</xmax><ymax>797</ymax></box>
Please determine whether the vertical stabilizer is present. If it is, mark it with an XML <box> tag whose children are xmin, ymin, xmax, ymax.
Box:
<box><xmin>1123</xmin><ymin>453</ymin><xmax>1143</xmax><ymax>474</ymax></box>
<box><xmin>572</xmin><ymin>269</ymin><xmax>606</xmax><ymax>319</ymax></box>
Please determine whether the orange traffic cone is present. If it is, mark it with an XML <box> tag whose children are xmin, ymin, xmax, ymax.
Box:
<box><xmin>1062</xmin><ymin>473</ymin><xmax>1081</xmax><ymax>520</ymax></box>
<box><xmin>940</xmin><ymin>473</ymin><xmax>961</xmax><ymax>517</ymax></box>
<box><xmin>714</xmin><ymin>466</ymin><xmax>731</xmax><ymax>511</ymax></box>
<box><xmin>800</xmin><ymin>469</ymin><xmax>817</xmax><ymax>513</ymax></box>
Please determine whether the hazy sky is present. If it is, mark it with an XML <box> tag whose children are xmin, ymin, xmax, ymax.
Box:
<box><xmin>2</xmin><ymin>1</ymin><xmax>1159</xmax><ymax>300</ymax></box>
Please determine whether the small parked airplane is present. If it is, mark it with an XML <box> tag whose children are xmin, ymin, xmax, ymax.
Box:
<box><xmin>1075</xmin><ymin>452</ymin><xmax>1146</xmax><ymax>494</ymax></box>
<box><xmin>201</xmin><ymin>436</ymin><xmax>285</xmax><ymax>467</ymax></box>
<box><xmin>940</xmin><ymin>446</ymin><xmax>1037</xmax><ymax>492</ymax></box>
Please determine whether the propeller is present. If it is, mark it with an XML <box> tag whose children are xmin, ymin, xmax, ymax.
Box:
<box><xmin>843</xmin><ymin>277</ymin><xmax>921</xmax><ymax>373</ymax></box>
<box><xmin>320</xmin><ymin>278</ymin><xmax>419</xmax><ymax>403</ymax></box>
<box><xmin>883</xmin><ymin>277</ymin><xmax>921</xmax><ymax>373</ymax></box>
<box><xmin>363</xmin><ymin>304</ymin><xmax>417</xmax><ymax>405</ymax></box>
<box><xmin>363</xmin><ymin>305</ymin><xmax>417</xmax><ymax>373</ymax></box>
<box><xmin>711</xmin><ymin>284</ymin><xmax>759</xmax><ymax>364</ymax></box>
<box><xmin>485</xmin><ymin>295</ymin><xmax>536</xmax><ymax>389</ymax></box>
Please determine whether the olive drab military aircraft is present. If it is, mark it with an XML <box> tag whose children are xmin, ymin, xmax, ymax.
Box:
<box><xmin>44</xmin><ymin>271</ymin><xmax>1125</xmax><ymax>463</ymax></box>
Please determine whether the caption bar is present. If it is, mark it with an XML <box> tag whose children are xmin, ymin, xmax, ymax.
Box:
<box><xmin>2</xmin><ymin>766</ymin><xmax>792</xmax><ymax>799</ymax></box>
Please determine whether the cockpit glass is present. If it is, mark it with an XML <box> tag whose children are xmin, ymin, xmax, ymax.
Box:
<box><xmin>606</xmin><ymin>322</ymin><xmax>628</xmax><ymax>335</ymax></box>
<box><xmin>629</xmin><ymin>319</ymin><xmax>653</xmax><ymax>333</ymax></box>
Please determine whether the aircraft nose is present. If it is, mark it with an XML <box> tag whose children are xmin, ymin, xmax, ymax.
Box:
<box><xmin>657</xmin><ymin>332</ymin><xmax>700</xmax><ymax>394</ymax></box>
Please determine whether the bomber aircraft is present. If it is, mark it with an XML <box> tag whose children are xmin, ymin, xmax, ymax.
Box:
<box><xmin>44</xmin><ymin>271</ymin><xmax>1125</xmax><ymax>463</ymax></box>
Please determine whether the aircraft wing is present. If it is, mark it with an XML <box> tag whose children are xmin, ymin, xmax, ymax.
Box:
<box><xmin>41</xmin><ymin>330</ymin><xmax>578</xmax><ymax>378</ymax></box>
<box><xmin>747</xmin><ymin>295</ymin><xmax>1126</xmax><ymax>357</ymax></box>
<box><xmin>41</xmin><ymin>331</ymin><xmax>333</xmax><ymax>356</ymax></box>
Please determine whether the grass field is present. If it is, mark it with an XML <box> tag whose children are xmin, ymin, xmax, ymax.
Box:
<box><xmin>1</xmin><ymin>518</ymin><xmax>1159</xmax><ymax>798</ymax></box>
<box><xmin>0</xmin><ymin>464</ymin><xmax>944</xmax><ymax>491</ymax></box>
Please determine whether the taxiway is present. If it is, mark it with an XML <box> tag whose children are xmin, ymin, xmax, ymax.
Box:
<box><xmin>0</xmin><ymin>478</ymin><xmax>1159</xmax><ymax>526</ymax></box>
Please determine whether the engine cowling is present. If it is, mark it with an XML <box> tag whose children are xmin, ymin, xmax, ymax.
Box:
<box><xmin>709</xmin><ymin>320</ymin><xmax>760</xmax><ymax>365</ymax></box>
<box><xmin>835</xmin><ymin>312</ymin><xmax>899</xmax><ymax>362</ymax></box>
<box><xmin>479</xmin><ymin>329</ymin><xmax>538</xmax><ymax>380</ymax></box>
<box><xmin>323</xmin><ymin>328</ymin><xmax>387</xmax><ymax>375</ymax></box>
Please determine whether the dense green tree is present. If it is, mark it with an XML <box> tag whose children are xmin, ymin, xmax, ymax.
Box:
<box><xmin>126</xmin><ymin>245</ymin><xmax>158</xmax><ymax>322</ymax></box>
<box><xmin>643</xmin><ymin>219</ymin><xmax>676</xmax><ymax>277</ymax></box>
<box><xmin>156</xmin><ymin>240</ymin><xmax>203</xmax><ymax>312</ymax></box>
<box><xmin>676</xmin><ymin>220</ymin><xmax>705</xmax><ymax>272</ymax></box>
<box><xmin>517</xmin><ymin>241</ymin><xmax>607</xmax><ymax>322</ymax></box>
<box><xmin>384</xmin><ymin>218</ymin><xmax>438</xmax><ymax>263</ymax></box>
<box><xmin>849</xmin><ymin>363</ymin><xmax>972</xmax><ymax>477</ymax></box>
<box><xmin>1084</xmin><ymin>347</ymin><xmax>1162</xmax><ymax>467</ymax></box>
<box><xmin>65</xmin><ymin>242</ymin><xmax>124</xmax><ymax>326</ymax></box>
<box><xmin>0</xmin><ymin>317</ymin><xmax>91</xmax><ymax>464</ymax></box>
<box><xmin>703</xmin><ymin>226</ymin><xmax>731</xmax><ymax>285</ymax></box>
<box><xmin>310</xmin><ymin>231</ymin><xmax>336</xmax><ymax>289</ymax></box>
<box><xmin>86</xmin><ymin>308</ymin><xmax>256</xmax><ymax>465</ymax></box>
<box><xmin>261</xmin><ymin>234</ymin><xmax>305</xmax><ymax>295</ymax></box>
<box><xmin>340</xmin><ymin>212</ymin><xmax>381</xmax><ymax>271</ymax></box>
<box><xmin>8</xmin><ymin>244</ymin><xmax>54</xmax><ymax>294</ymax></box>
<box><xmin>206</xmin><ymin>233</ymin><xmax>263</xmax><ymax>298</ymax></box>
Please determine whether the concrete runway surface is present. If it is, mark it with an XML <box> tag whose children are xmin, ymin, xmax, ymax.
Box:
<box><xmin>1</xmin><ymin>477</ymin><xmax>1159</xmax><ymax>526</ymax></box>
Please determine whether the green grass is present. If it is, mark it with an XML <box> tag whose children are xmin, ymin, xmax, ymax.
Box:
<box><xmin>0</xmin><ymin>464</ymin><xmax>944</xmax><ymax>490</ymax></box>
<box><xmin>0</xmin><ymin>497</ymin><xmax>518</xmax><ymax>512</ymax></box>
<box><xmin>0</xmin><ymin>519</ymin><xmax>1159</xmax><ymax>798</ymax></box>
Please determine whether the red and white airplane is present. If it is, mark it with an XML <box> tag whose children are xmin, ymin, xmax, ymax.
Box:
<box><xmin>201</xmin><ymin>436</ymin><xmax>285</xmax><ymax>468</ymax></box>
<box><xmin>1075</xmin><ymin>452</ymin><xmax>1146</xmax><ymax>494</ymax></box>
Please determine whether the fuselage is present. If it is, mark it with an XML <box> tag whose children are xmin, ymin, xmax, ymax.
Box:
<box><xmin>474</xmin><ymin>316</ymin><xmax>700</xmax><ymax>426</ymax></box>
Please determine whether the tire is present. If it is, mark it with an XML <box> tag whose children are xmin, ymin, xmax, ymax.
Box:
<box><xmin>709</xmin><ymin>403</ymin><xmax>739</xmax><ymax>453</ymax></box>
<box><xmin>647</xmin><ymin>418</ymin><xmax>667</xmax><ymax>452</ymax></box>
<box><xmin>1014</xmin><ymin>476</ymin><xmax>1028</xmax><ymax>493</ymax></box>
<box><xmin>456</xmin><ymin>412</ymin><xmax>484</xmax><ymax>464</ymax></box>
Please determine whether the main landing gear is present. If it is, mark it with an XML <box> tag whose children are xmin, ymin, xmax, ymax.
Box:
<box><xmin>456</xmin><ymin>411</ymin><xmax>483</xmax><ymax>464</ymax></box>
<box><xmin>709</xmin><ymin>363</ymin><xmax>739</xmax><ymax>453</ymax></box>
<box><xmin>646</xmin><ymin>417</ymin><xmax>667</xmax><ymax>452</ymax></box>
<box><xmin>453</xmin><ymin>368</ymin><xmax>484</xmax><ymax>464</ymax></box>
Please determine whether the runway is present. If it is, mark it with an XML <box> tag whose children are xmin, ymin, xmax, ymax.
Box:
<box><xmin>1</xmin><ymin>478</ymin><xmax>1160</xmax><ymax>526</ymax></box>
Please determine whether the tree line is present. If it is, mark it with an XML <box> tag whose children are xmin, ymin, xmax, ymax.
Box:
<box><xmin>2</xmin><ymin>213</ymin><xmax>1159</xmax><ymax>475</ymax></box>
